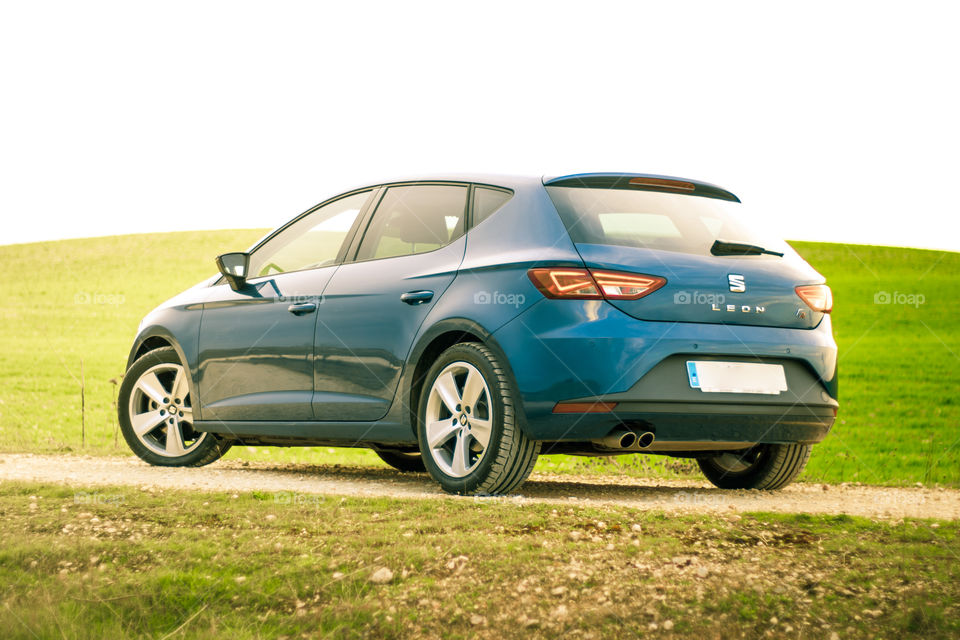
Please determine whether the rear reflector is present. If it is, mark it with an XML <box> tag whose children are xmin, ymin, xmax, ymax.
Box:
<box><xmin>795</xmin><ymin>284</ymin><xmax>833</xmax><ymax>313</ymax></box>
<box><xmin>528</xmin><ymin>268</ymin><xmax>666</xmax><ymax>300</ymax></box>
<box><xmin>552</xmin><ymin>402</ymin><xmax>618</xmax><ymax>414</ymax></box>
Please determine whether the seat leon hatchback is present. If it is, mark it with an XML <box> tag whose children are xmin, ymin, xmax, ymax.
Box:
<box><xmin>119</xmin><ymin>173</ymin><xmax>837</xmax><ymax>495</ymax></box>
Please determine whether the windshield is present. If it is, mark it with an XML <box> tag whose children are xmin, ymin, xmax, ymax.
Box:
<box><xmin>546</xmin><ymin>186</ymin><xmax>787</xmax><ymax>257</ymax></box>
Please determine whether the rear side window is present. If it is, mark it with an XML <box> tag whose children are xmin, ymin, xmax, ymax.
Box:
<box><xmin>546</xmin><ymin>186</ymin><xmax>785</xmax><ymax>256</ymax></box>
<box><xmin>355</xmin><ymin>185</ymin><xmax>468</xmax><ymax>261</ymax></box>
<box><xmin>472</xmin><ymin>187</ymin><xmax>513</xmax><ymax>225</ymax></box>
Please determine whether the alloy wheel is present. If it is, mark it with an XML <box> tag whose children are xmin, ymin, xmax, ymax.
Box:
<box><xmin>127</xmin><ymin>362</ymin><xmax>206</xmax><ymax>457</ymax></box>
<box><xmin>424</xmin><ymin>361</ymin><xmax>493</xmax><ymax>477</ymax></box>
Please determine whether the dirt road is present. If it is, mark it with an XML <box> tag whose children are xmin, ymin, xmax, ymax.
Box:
<box><xmin>2</xmin><ymin>453</ymin><xmax>956</xmax><ymax>520</ymax></box>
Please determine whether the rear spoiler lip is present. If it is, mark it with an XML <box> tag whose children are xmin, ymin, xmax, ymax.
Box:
<box><xmin>543</xmin><ymin>173</ymin><xmax>741</xmax><ymax>203</ymax></box>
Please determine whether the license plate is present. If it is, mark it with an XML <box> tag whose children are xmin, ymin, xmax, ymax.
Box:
<box><xmin>686</xmin><ymin>361</ymin><xmax>787</xmax><ymax>395</ymax></box>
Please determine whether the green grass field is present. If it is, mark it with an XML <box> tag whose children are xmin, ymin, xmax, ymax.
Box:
<box><xmin>2</xmin><ymin>482</ymin><xmax>957</xmax><ymax>639</ymax></box>
<box><xmin>0</xmin><ymin>232</ymin><xmax>957</xmax><ymax>485</ymax></box>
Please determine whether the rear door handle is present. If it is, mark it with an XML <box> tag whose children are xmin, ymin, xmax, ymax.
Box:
<box><xmin>287</xmin><ymin>302</ymin><xmax>317</xmax><ymax>316</ymax></box>
<box><xmin>400</xmin><ymin>290</ymin><xmax>434</xmax><ymax>305</ymax></box>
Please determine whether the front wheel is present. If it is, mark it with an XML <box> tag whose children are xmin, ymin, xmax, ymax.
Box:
<box><xmin>417</xmin><ymin>342</ymin><xmax>539</xmax><ymax>495</ymax></box>
<box><xmin>697</xmin><ymin>443</ymin><xmax>811</xmax><ymax>490</ymax></box>
<box><xmin>118</xmin><ymin>347</ymin><xmax>231</xmax><ymax>467</ymax></box>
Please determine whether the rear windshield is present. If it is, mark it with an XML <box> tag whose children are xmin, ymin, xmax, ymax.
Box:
<box><xmin>546</xmin><ymin>186</ymin><xmax>786</xmax><ymax>257</ymax></box>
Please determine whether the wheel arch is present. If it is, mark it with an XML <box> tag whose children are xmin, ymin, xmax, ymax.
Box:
<box><xmin>125</xmin><ymin>329</ymin><xmax>204</xmax><ymax>422</ymax></box>
<box><xmin>403</xmin><ymin>318</ymin><xmax>523</xmax><ymax>441</ymax></box>
<box><xmin>130</xmin><ymin>335</ymin><xmax>174</xmax><ymax>366</ymax></box>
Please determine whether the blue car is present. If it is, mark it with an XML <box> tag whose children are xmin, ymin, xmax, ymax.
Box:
<box><xmin>119</xmin><ymin>173</ymin><xmax>837</xmax><ymax>495</ymax></box>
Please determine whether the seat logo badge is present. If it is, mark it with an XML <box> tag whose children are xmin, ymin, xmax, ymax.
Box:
<box><xmin>728</xmin><ymin>274</ymin><xmax>746</xmax><ymax>292</ymax></box>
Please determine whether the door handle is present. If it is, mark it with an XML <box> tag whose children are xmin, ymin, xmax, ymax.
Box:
<box><xmin>287</xmin><ymin>302</ymin><xmax>317</xmax><ymax>316</ymax></box>
<box><xmin>400</xmin><ymin>290</ymin><xmax>434</xmax><ymax>305</ymax></box>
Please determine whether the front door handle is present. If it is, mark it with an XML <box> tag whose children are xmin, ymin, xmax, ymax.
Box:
<box><xmin>400</xmin><ymin>290</ymin><xmax>434</xmax><ymax>305</ymax></box>
<box><xmin>287</xmin><ymin>302</ymin><xmax>317</xmax><ymax>316</ymax></box>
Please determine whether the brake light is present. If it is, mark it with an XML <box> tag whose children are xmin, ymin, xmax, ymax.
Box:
<box><xmin>526</xmin><ymin>268</ymin><xmax>599</xmax><ymax>298</ymax></box>
<box><xmin>528</xmin><ymin>268</ymin><xmax>666</xmax><ymax>300</ymax></box>
<box><xmin>795</xmin><ymin>284</ymin><xmax>833</xmax><ymax>313</ymax></box>
<box><xmin>628</xmin><ymin>176</ymin><xmax>695</xmax><ymax>191</ymax></box>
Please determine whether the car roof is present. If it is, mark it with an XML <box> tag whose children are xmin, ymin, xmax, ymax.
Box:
<box><xmin>337</xmin><ymin>172</ymin><xmax>738</xmax><ymax>202</ymax></box>
<box><xmin>337</xmin><ymin>173</ymin><xmax>541</xmax><ymax>193</ymax></box>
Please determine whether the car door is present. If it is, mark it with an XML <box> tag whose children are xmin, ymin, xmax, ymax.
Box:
<box><xmin>313</xmin><ymin>183</ymin><xmax>469</xmax><ymax>421</ymax></box>
<box><xmin>197</xmin><ymin>189</ymin><xmax>375</xmax><ymax>421</ymax></box>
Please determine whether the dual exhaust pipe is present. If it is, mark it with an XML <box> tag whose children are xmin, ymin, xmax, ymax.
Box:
<box><xmin>592</xmin><ymin>427</ymin><xmax>655</xmax><ymax>451</ymax></box>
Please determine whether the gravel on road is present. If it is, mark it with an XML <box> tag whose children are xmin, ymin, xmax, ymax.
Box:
<box><xmin>1</xmin><ymin>453</ymin><xmax>957</xmax><ymax>520</ymax></box>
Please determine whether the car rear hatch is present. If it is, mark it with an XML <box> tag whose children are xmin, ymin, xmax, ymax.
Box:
<box><xmin>544</xmin><ymin>174</ymin><xmax>827</xmax><ymax>329</ymax></box>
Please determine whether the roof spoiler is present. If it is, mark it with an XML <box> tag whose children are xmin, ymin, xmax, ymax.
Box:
<box><xmin>543</xmin><ymin>173</ymin><xmax>740</xmax><ymax>203</ymax></box>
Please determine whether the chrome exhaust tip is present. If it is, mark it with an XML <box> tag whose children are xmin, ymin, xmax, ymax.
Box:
<box><xmin>593</xmin><ymin>428</ymin><xmax>638</xmax><ymax>450</ymax></box>
<box><xmin>635</xmin><ymin>431</ymin><xmax>655</xmax><ymax>449</ymax></box>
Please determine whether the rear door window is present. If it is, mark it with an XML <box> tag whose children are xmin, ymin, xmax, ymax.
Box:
<box><xmin>355</xmin><ymin>185</ymin><xmax>468</xmax><ymax>261</ymax></box>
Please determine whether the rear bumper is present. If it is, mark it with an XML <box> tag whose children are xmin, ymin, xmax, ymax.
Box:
<box><xmin>491</xmin><ymin>299</ymin><xmax>838</xmax><ymax>446</ymax></box>
<box><xmin>532</xmin><ymin>404</ymin><xmax>835</xmax><ymax>451</ymax></box>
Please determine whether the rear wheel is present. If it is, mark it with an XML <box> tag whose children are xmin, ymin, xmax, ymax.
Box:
<box><xmin>417</xmin><ymin>342</ymin><xmax>539</xmax><ymax>495</ymax></box>
<box><xmin>375</xmin><ymin>450</ymin><xmax>426</xmax><ymax>472</ymax></box>
<box><xmin>698</xmin><ymin>443</ymin><xmax>811</xmax><ymax>490</ymax></box>
<box><xmin>119</xmin><ymin>347</ymin><xmax>231</xmax><ymax>467</ymax></box>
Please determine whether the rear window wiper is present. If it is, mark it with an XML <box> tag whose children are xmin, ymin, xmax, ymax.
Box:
<box><xmin>710</xmin><ymin>239</ymin><xmax>784</xmax><ymax>257</ymax></box>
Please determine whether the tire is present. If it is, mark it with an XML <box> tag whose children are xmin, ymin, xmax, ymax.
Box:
<box><xmin>118</xmin><ymin>347</ymin><xmax>231</xmax><ymax>467</ymax></box>
<box><xmin>417</xmin><ymin>342</ymin><xmax>539</xmax><ymax>496</ymax></box>
<box><xmin>375</xmin><ymin>450</ymin><xmax>426</xmax><ymax>473</ymax></box>
<box><xmin>697</xmin><ymin>443</ymin><xmax>811</xmax><ymax>490</ymax></box>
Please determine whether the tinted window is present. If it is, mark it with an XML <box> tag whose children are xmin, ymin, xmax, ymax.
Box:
<box><xmin>473</xmin><ymin>187</ymin><xmax>513</xmax><ymax>225</ymax></box>
<box><xmin>249</xmin><ymin>190</ymin><xmax>371</xmax><ymax>277</ymax></box>
<box><xmin>355</xmin><ymin>185</ymin><xmax>468</xmax><ymax>261</ymax></box>
<box><xmin>545</xmin><ymin>186</ymin><xmax>787</xmax><ymax>257</ymax></box>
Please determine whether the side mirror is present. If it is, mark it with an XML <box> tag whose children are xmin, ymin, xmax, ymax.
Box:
<box><xmin>216</xmin><ymin>252</ymin><xmax>250</xmax><ymax>291</ymax></box>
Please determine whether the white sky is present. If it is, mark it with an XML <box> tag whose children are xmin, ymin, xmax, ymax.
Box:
<box><xmin>2</xmin><ymin>1</ymin><xmax>958</xmax><ymax>251</ymax></box>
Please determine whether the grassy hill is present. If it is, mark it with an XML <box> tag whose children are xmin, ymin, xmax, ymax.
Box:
<box><xmin>1</xmin><ymin>232</ymin><xmax>957</xmax><ymax>485</ymax></box>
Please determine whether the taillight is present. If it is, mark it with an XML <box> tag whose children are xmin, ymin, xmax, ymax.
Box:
<box><xmin>592</xmin><ymin>270</ymin><xmax>666</xmax><ymax>300</ymax></box>
<box><xmin>527</xmin><ymin>268</ymin><xmax>599</xmax><ymax>299</ymax></box>
<box><xmin>795</xmin><ymin>284</ymin><xmax>833</xmax><ymax>313</ymax></box>
<box><xmin>528</xmin><ymin>268</ymin><xmax>666</xmax><ymax>300</ymax></box>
